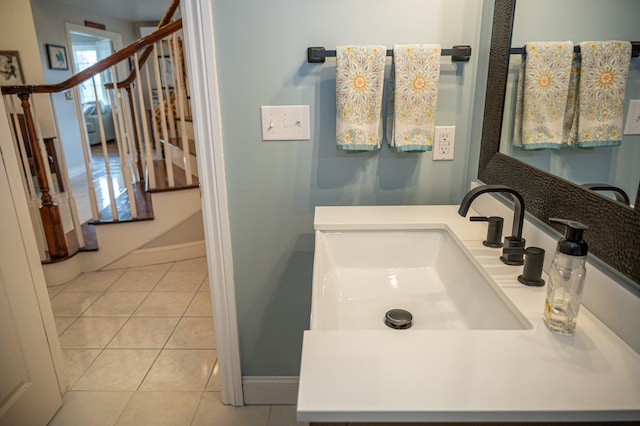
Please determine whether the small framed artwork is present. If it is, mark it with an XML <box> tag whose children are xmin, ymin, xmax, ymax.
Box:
<box><xmin>0</xmin><ymin>51</ymin><xmax>25</xmax><ymax>85</ymax></box>
<box><xmin>46</xmin><ymin>44</ymin><xmax>69</xmax><ymax>70</ymax></box>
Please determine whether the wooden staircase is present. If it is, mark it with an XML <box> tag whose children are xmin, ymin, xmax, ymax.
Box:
<box><xmin>0</xmin><ymin>0</ymin><xmax>203</xmax><ymax>283</ymax></box>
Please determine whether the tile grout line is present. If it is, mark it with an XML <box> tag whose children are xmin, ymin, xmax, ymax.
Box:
<box><xmin>67</xmin><ymin>267</ymin><xmax>169</xmax><ymax>392</ymax></box>
<box><xmin>52</xmin><ymin>260</ymin><xmax>224</xmax><ymax>425</ymax></box>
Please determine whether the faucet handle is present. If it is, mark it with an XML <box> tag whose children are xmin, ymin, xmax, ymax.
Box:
<box><xmin>503</xmin><ymin>246</ymin><xmax>546</xmax><ymax>287</ymax></box>
<box><xmin>470</xmin><ymin>216</ymin><xmax>504</xmax><ymax>248</ymax></box>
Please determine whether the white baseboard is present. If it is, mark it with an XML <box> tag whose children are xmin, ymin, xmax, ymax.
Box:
<box><xmin>103</xmin><ymin>240</ymin><xmax>206</xmax><ymax>270</ymax></box>
<box><xmin>42</xmin><ymin>254</ymin><xmax>82</xmax><ymax>286</ymax></box>
<box><xmin>242</xmin><ymin>376</ymin><xmax>299</xmax><ymax>405</ymax></box>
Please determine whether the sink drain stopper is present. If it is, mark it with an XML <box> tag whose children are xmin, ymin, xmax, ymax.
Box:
<box><xmin>384</xmin><ymin>309</ymin><xmax>413</xmax><ymax>329</ymax></box>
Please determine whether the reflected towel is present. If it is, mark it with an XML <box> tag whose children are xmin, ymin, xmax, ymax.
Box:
<box><xmin>336</xmin><ymin>45</ymin><xmax>386</xmax><ymax>152</ymax></box>
<box><xmin>513</xmin><ymin>41</ymin><xmax>574</xmax><ymax>150</ymax></box>
<box><xmin>386</xmin><ymin>44</ymin><xmax>441</xmax><ymax>152</ymax></box>
<box><xmin>576</xmin><ymin>41</ymin><xmax>631</xmax><ymax>148</ymax></box>
<box><xmin>562</xmin><ymin>53</ymin><xmax>581</xmax><ymax>145</ymax></box>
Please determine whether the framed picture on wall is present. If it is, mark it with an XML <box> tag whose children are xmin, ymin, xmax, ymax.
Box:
<box><xmin>46</xmin><ymin>44</ymin><xmax>69</xmax><ymax>70</ymax></box>
<box><xmin>0</xmin><ymin>51</ymin><xmax>25</xmax><ymax>85</ymax></box>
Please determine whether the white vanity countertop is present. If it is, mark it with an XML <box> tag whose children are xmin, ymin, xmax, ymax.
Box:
<box><xmin>297</xmin><ymin>205</ymin><xmax>640</xmax><ymax>423</ymax></box>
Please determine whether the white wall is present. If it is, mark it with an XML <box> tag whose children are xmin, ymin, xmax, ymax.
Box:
<box><xmin>0</xmin><ymin>0</ymin><xmax>45</xmax><ymax>84</ymax></box>
<box><xmin>0</xmin><ymin>0</ymin><xmax>52</xmax><ymax>146</ymax></box>
<box><xmin>212</xmin><ymin>0</ymin><xmax>485</xmax><ymax>376</ymax></box>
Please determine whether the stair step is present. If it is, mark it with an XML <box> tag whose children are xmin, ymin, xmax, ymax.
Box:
<box><xmin>148</xmin><ymin>159</ymin><xmax>199</xmax><ymax>193</ymax></box>
<box><xmin>91</xmin><ymin>182</ymin><xmax>154</xmax><ymax>225</ymax></box>
<box><xmin>41</xmin><ymin>221</ymin><xmax>99</xmax><ymax>264</ymax></box>
<box><xmin>162</xmin><ymin>137</ymin><xmax>197</xmax><ymax>156</ymax></box>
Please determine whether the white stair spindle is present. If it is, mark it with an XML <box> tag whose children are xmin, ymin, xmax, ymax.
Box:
<box><xmin>126</xmin><ymin>87</ymin><xmax>145</xmax><ymax>182</ymax></box>
<box><xmin>159</xmin><ymin>41</ymin><xmax>177</xmax><ymax>140</ymax></box>
<box><xmin>122</xmin><ymin>88</ymin><xmax>142</xmax><ymax>183</ymax></box>
<box><xmin>48</xmin><ymin>93</ymin><xmax>84</xmax><ymax>247</ymax></box>
<box><xmin>109</xmin><ymin>70</ymin><xmax>137</xmax><ymax>219</ymax></box>
<box><xmin>73</xmin><ymin>86</ymin><xmax>100</xmax><ymax>222</ymax></box>
<box><xmin>153</xmin><ymin>44</ymin><xmax>171</xmax><ymax>163</ymax></box>
<box><xmin>116</xmin><ymin>88</ymin><xmax>137</xmax><ymax>186</ymax></box>
<box><xmin>144</xmin><ymin>62</ymin><xmax>162</xmax><ymax>157</ymax></box>
<box><xmin>134</xmin><ymin>52</ymin><xmax>162</xmax><ymax>188</ymax></box>
<box><xmin>153</xmin><ymin>44</ymin><xmax>174</xmax><ymax>189</ymax></box>
<box><xmin>172</xmin><ymin>33</ymin><xmax>193</xmax><ymax>184</ymax></box>
<box><xmin>92</xmin><ymin>77</ymin><xmax>119</xmax><ymax>221</ymax></box>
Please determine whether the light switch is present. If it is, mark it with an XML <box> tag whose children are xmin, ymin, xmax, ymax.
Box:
<box><xmin>261</xmin><ymin>105</ymin><xmax>311</xmax><ymax>140</ymax></box>
<box><xmin>624</xmin><ymin>99</ymin><xmax>640</xmax><ymax>135</ymax></box>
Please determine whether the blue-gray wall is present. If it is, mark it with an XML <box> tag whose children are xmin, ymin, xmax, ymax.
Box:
<box><xmin>212</xmin><ymin>0</ymin><xmax>485</xmax><ymax>375</ymax></box>
<box><xmin>501</xmin><ymin>0</ymin><xmax>640</xmax><ymax>205</ymax></box>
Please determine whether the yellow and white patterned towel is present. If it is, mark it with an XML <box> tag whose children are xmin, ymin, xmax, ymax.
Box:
<box><xmin>513</xmin><ymin>41</ymin><xmax>574</xmax><ymax>150</ymax></box>
<box><xmin>576</xmin><ymin>41</ymin><xmax>631</xmax><ymax>148</ymax></box>
<box><xmin>562</xmin><ymin>53</ymin><xmax>581</xmax><ymax>145</ymax></box>
<box><xmin>386</xmin><ymin>44</ymin><xmax>441</xmax><ymax>152</ymax></box>
<box><xmin>336</xmin><ymin>45</ymin><xmax>386</xmax><ymax>152</ymax></box>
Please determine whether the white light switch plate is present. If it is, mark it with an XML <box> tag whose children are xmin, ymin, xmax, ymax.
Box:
<box><xmin>261</xmin><ymin>105</ymin><xmax>311</xmax><ymax>140</ymax></box>
<box><xmin>624</xmin><ymin>99</ymin><xmax>640</xmax><ymax>135</ymax></box>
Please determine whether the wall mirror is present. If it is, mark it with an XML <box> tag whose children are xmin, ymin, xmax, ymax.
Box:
<box><xmin>478</xmin><ymin>0</ymin><xmax>640</xmax><ymax>286</ymax></box>
<box><xmin>501</xmin><ymin>0</ymin><xmax>640</xmax><ymax>208</ymax></box>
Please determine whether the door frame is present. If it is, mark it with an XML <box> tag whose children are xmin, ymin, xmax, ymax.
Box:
<box><xmin>181</xmin><ymin>0</ymin><xmax>244</xmax><ymax>405</ymax></box>
<box><xmin>64</xmin><ymin>23</ymin><xmax>124</xmax><ymax>68</ymax></box>
<box><xmin>64</xmin><ymin>23</ymin><xmax>127</xmax><ymax>94</ymax></box>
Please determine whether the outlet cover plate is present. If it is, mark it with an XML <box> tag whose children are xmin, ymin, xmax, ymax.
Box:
<box><xmin>433</xmin><ymin>125</ymin><xmax>455</xmax><ymax>160</ymax></box>
<box><xmin>261</xmin><ymin>105</ymin><xmax>311</xmax><ymax>141</ymax></box>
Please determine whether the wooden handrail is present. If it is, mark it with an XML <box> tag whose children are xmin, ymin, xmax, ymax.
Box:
<box><xmin>109</xmin><ymin>0</ymin><xmax>181</xmax><ymax>89</ymax></box>
<box><xmin>158</xmin><ymin>0</ymin><xmax>180</xmax><ymax>28</ymax></box>
<box><xmin>0</xmin><ymin>19</ymin><xmax>182</xmax><ymax>96</ymax></box>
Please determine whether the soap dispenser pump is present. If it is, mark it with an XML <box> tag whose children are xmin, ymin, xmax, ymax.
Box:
<box><xmin>543</xmin><ymin>218</ymin><xmax>588</xmax><ymax>335</ymax></box>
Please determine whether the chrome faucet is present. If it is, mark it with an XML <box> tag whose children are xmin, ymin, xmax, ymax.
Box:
<box><xmin>458</xmin><ymin>185</ymin><xmax>526</xmax><ymax>265</ymax></box>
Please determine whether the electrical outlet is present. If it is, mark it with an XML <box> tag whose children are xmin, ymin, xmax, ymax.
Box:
<box><xmin>623</xmin><ymin>99</ymin><xmax>640</xmax><ymax>135</ymax></box>
<box><xmin>433</xmin><ymin>126</ymin><xmax>455</xmax><ymax>160</ymax></box>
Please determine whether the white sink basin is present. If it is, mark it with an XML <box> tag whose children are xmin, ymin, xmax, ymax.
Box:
<box><xmin>311</xmin><ymin>226</ymin><xmax>531</xmax><ymax>331</ymax></box>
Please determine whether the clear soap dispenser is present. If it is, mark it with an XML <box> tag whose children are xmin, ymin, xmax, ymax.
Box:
<box><xmin>543</xmin><ymin>218</ymin><xmax>588</xmax><ymax>335</ymax></box>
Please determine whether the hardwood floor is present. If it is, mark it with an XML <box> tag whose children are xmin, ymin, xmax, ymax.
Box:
<box><xmin>148</xmin><ymin>159</ymin><xmax>199</xmax><ymax>192</ymax></box>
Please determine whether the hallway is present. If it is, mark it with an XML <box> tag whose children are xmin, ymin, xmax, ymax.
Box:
<box><xmin>46</xmin><ymin>257</ymin><xmax>305</xmax><ymax>425</ymax></box>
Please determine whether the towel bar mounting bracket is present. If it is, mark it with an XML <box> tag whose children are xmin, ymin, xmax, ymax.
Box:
<box><xmin>308</xmin><ymin>47</ymin><xmax>326</xmax><ymax>63</ymax></box>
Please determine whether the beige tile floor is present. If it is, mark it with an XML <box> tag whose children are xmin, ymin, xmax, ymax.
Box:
<box><xmin>47</xmin><ymin>257</ymin><xmax>307</xmax><ymax>426</ymax></box>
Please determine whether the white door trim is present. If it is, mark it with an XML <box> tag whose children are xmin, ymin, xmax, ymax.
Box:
<box><xmin>181</xmin><ymin>0</ymin><xmax>244</xmax><ymax>406</ymax></box>
<box><xmin>64</xmin><ymin>22</ymin><xmax>124</xmax><ymax>72</ymax></box>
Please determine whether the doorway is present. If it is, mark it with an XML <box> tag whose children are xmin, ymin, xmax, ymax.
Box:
<box><xmin>65</xmin><ymin>24</ymin><xmax>125</xmax><ymax>104</ymax></box>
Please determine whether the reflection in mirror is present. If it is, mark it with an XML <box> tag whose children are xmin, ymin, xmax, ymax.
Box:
<box><xmin>499</xmin><ymin>0</ymin><xmax>640</xmax><ymax>207</ymax></box>
<box><xmin>478</xmin><ymin>0</ymin><xmax>640</xmax><ymax>286</ymax></box>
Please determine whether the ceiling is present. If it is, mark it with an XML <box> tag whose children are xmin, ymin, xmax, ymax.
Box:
<box><xmin>56</xmin><ymin>0</ymin><xmax>171</xmax><ymax>22</ymax></box>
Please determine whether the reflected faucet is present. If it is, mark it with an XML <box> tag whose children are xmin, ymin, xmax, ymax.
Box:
<box><xmin>458</xmin><ymin>185</ymin><xmax>526</xmax><ymax>265</ymax></box>
<box><xmin>581</xmin><ymin>183</ymin><xmax>630</xmax><ymax>206</ymax></box>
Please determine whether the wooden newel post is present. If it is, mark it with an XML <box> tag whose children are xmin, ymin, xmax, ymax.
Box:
<box><xmin>18</xmin><ymin>92</ymin><xmax>68</xmax><ymax>258</ymax></box>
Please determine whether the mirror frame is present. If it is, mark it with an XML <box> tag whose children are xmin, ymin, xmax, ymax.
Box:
<box><xmin>478</xmin><ymin>0</ymin><xmax>640</xmax><ymax>285</ymax></box>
